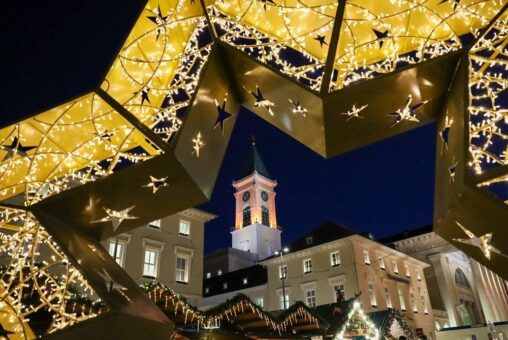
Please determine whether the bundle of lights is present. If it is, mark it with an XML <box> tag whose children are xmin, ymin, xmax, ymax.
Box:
<box><xmin>335</xmin><ymin>301</ymin><xmax>379</xmax><ymax>340</ymax></box>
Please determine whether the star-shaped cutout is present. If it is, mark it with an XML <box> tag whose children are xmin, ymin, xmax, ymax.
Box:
<box><xmin>259</xmin><ymin>0</ymin><xmax>276</xmax><ymax>11</ymax></box>
<box><xmin>247</xmin><ymin>86</ymin><xmax>275</xmax><ymax>116</ymax></box>
<box><xmin>146</xmin><ymin>5</ymin><xmax>168</xmax><ymax>40</ymax></box>
<box><xmin>314</xmin><ymin>34</ymin><xmax>328</xmax><ymax>48</ymax></box>
<box><xmin>388</xmin><ymin>95</ymin><xmax>427</xmax><ymax>127</ymax></box>
<box><xmin>140</xmin><ymin>89</ymin><xmax>151</xmax><ymax>105</ymax></box>
<box><xmin>144</xmin><ymin>176</ymin><xmax>168</xmax><ymax>194</ymax></box>
<box><xmin>92</xmin><ymin>206</ymin><xmax>138</xmax><ymax>232</ymax></box>
<box><xmin>94</xmin><ymin>129</ymin><xmax>114</xmax><ymax>143</ymax></box>
<box><xmin>0</xmin><ymin>137</ymin><xmax>36</xmax><ymax>162</ymax></box>
<box><xmin>213</xmin><ymin>93</ymin><xmax>233</xmax><ymax>134</ymax></box>
<box><xmin>288</xmin><ymin>99</ymin><xmax>308</xmax><ymax>117</ymax></box>
<box><xmin>372</xmin><ymin>29</ymin><xmax>389</xmax><ymax>48</ymax></box>
<box><xmin>440</xmin><ymin>117</ymin><xmax>453</xmax><ymax>153</ymax></box>
<box><xmin>192</xmin><ymin>132</ymin><xmax>205</xmax><ymax>157</ymax></box>
<box><xmin>0</xmin><ymin>323</ymin><xmax>14</xmax><ymax>337</ymax></box>
<box><xmin>449</xmin><ymin>159</ymin><xmax>458</xmax><ymax>182</ymax></box>
<box><xmin>439</xmin><ymin>0</ymin><xmax>461</xmax><ymax>10</ymax></box>
<box><xmin>454</xmin><ymin>222</ymin><xmax>505</xmax><ymax>260</ymax></box>
<box><xmin>341</xmin><ymin>104</ymin><xmax>368</xmax><ymax>121</ymax></box>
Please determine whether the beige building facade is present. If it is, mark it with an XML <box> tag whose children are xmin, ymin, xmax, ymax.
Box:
<box><xmin>103</xmin><ymin>208</ymin><xmax>215</xmax><ymax>307</ymax></box>
<box><xmin>382</xmin><ymin>226</ymin><xmax>508</xmax><ymax>330</ymax></box>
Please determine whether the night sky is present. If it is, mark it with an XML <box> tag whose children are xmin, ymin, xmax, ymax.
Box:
<box><xmin>0</xmin><ymin>1</ymin><xmax>436</xmax><ymax>254</ymax></box>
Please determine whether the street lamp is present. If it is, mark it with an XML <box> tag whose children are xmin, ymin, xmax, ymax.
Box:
<box><xmin>274</xmin><ymin>247</ymin><xmax>289</xmax><ymax>310</ymax></box>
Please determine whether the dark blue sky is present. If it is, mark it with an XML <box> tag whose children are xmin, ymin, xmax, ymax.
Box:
<box><xmin>200</xmin><ymin>108</ymin><xmax>436</xmax><ymax>254</ymax></box>
<box><xmin>0</xmin><ymin>1</ymin><xmax>436</xmax><ymax>254</ymax></box>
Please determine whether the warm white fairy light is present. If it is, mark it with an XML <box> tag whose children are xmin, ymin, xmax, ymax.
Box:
<box><xmin>335</xmin><ymin>301</ymin><xmax>379</xmax><ymax>340</ymax></box>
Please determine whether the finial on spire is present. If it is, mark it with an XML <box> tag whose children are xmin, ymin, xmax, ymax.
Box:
<box><xmin>251</xmin><ymin>134</ymin><xmax>256</xmax><ymax>146</ymax></box>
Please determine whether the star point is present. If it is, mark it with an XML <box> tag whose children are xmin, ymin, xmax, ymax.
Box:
<box><xmin>247</xmin><ymin>86</ymin><xmax>275</xmax><ymax>116</ymax></box>
<box><xmin>341</xmin><ymin>104</ymin><xmax>368</xmax><ymax>121</ymax></box>
<box><xmin>454</xmin><ymin>222</ymin><xmax>505</xmax><ymax>260</ymax></box>
<box><xmin>213</xmin><ymin>94</ymin><xmax>233</xmax><ymax>134</ymax></box>
<box><xmin>92</xmin><ymin>206</ymin><xmax>138</xmax><ymax>231</ymax></box>
<box><xmin>388</xmin><ymin>95</ymin><xmax>427</xmax><ymax>127</ymax></box>
<box><xmin>144</xmin><ymin>176</ymin><xmax>168</xmax><ymax>194</ymax></box>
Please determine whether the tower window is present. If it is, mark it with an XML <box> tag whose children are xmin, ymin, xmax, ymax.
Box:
<box><xmin>261</xmin><ymin>206</ymin><xmax>269</xmax><ymax>226</ymax></box>
<box><xmin>242</xmin><ymin>206</ymin><xmax>251</xmax><ymax>227</ymax></box>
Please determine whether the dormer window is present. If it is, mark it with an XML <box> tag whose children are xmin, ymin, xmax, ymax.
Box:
<box><xmin>306</xmin><ymin>236</ymin><xmax>313</xmax><ymax>245</ymax></box>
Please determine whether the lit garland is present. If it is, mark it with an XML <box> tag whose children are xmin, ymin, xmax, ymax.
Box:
<box><xmin>382</xmin><ymin>309</ymin><xmax>415</xmax><ymax>340</ymax></box>
<box><xmin>335</xmin><ymin>301</ymin><xmax>379</xmax><ymax>340</ymax></box>
<box><xmin>0</xmin><ymin>207</ymin><xmax>103</xmax><ymax>338</ymax></box>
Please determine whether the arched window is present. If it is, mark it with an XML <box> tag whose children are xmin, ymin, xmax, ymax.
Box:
<box><xmin>242</xmin><ymin>206</ymin><xmax>251</xmax><ymax>227</ymax></box>
<box><xmin>455</xmin><ymin>268</ymin><xmax>471</xmax><ymax>288</ymax></box>
<box><xmin>261</xmin><ymin>206</ymin><xmax>269</xmax><ymax>226</ymax></box>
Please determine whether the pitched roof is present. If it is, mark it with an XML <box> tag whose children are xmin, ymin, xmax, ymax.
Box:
<box><xmin>238</xmin><ymin>139</ymin><xmax>272</xmax><ymax>180</ymax></box>
<box><xmin>378</xmin><ymin>225</ymin><xmax>433</xmax><ymax>245</ymax></box>
<box><xmin>286</xmin><ymin>221</ymin><xmax>357</xmax><ymax>253</ymax></box>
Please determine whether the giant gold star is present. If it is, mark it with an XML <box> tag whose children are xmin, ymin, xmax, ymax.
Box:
<box><xmin>454</xmin><ymin>222</ymin><xmax>505</xmax><ymax>260</ymax></box>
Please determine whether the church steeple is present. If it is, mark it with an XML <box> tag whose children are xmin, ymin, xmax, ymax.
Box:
<box><xmin>230</xmin><ymin>138</ymin><xmax>281</xmax><ymax>260</ymax></box>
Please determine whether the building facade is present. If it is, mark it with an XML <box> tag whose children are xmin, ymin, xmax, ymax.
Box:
<box><xmin>103</xmin><ymin>208</ymin><xmax>215</xmax><ymax>307</ymax></box>
<box><xmin>382</xmin><ymin>227</ymin><xmax>508</xmax><ymax>330</ymax></box>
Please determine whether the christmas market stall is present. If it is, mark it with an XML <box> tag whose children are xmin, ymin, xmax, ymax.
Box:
<box><xmin>368</xmin><ymin>309</ymin><xmax>415</xmax><ymax>340</ymax></box>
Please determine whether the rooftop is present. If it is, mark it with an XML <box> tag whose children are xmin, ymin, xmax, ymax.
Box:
<box><xmin>236</xmin><ymin>138</ymin><xmax>272</xmax><ymax>181</ymax></box>
<box><xmin>203</xmin><ymin>264</ymin><xmax>267</xmax><ymax>297</ymax></box>
<box><xmin>378</xmin><ymin>225</ymin><xmax>433</xmax><ymax>245</ymax></box>
<box><xmin>286</xmin><ymin>220</ymin><xmax>358</xmax><ymax>253</ymax></box>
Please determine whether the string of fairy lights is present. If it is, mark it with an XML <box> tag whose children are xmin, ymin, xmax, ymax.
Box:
<box><xmin>0</xmin><ymin>207</ymin><xmax>102</xmax><ymax>337</ymax></box>
<box><xmin>470</xmin><ymin>11</ymin><xmax>508</xmax><ymax>202</ymax></box>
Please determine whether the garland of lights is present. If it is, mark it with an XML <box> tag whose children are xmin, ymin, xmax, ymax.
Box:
<box><xmin>382</xmin><ymin>309</ymin><xmax>415</xmax><ymax>340</ymax></box>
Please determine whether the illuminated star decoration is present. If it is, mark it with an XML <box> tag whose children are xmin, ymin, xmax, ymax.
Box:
<box><xmin>314</xmin><ymin>34</ymin><xmax>328</xmax><ymax>47</ymax></box>
<box><xmin>288</xmin><ymin>99</ymin><xmax>308</xmax><ymax>117</ymax></box>
<box><xmin>192</xmin><ymin>132</ymin><xmax>205</xmax><ymax>157</ymax></box>
<box><xmin>94</xmin><ymin>130</ymin><xmax>115</xmax><ymax>143</ymax></box>
<box><xmin>92</xmin><ymin>206</ymin><xmax>138</xmax><ymax>232</ymax></box>
<box><xmin>439</xmin><ymin>0</ymin><xmax>461</xmax><ymax>10</ymax></box>
<box><xmin>454</xmin><ymin>222</ymin><xmax>505</xmax><ymax>260</ymax></box>
<box><xmin>144</xmin><ymin>176</ymin><xmax>168</xmax><ymax>194</ymax></box>
<box><xmin>341</xmin><ymin>104</ymin><xmax>368</xmax><ymax>121</ymax></box>
<box><xmin>146</xmin><ymin>5</ymin><xmax>168</xmax><ymax>40</ymax></box>
<box><xmin>372</xmin><ymin>29</ymin><xmax>389</xmax><ymax>48</ymax></box>
<box><xmin>213</xmin><ymin>93</ymin><xmax>233</xmax><ymax>134</ymax></box>
<box><xmin>449</xmin><ymin>158</ymin><xmax>458</xmax><ymax>182</ymax></box>
<box><xmin>247</xmin><ymin>86</ymin><xmax>275</xmax><ymax>116</ymax></box>
<box><xmin>388</xmin><ymin>95</ymin><xmax>427</xmax><ymax>127</ymax></box>
<box><xmin>0</xmin><ymin>137</ymin><xmax>36</xmax><ymax>162</ymax></box>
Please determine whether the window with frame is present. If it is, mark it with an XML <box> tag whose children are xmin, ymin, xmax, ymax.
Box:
<box><xmin>256</xmin><ymin>297</ymin><xmax>264</xmax><ymax>308</ymax></box>
<box><xmin>305</xmin><ymin>289</ymin><xmax>317</xmax><ymax>307</ymax></box>
<box><xmin>419</xmin><ymin>288</ymin><xmax>428</xmax><ymax>314</ymax></box>
<box><xmin>279</xmin><ymin>293</ymin><xmax>290</xmax><ymax>309</ymax></box>
<box><xmin>410</xmin><ymin>289</ymin><xmax>418</xmax><ymax>312</ymax></box>
<box><xmin>108</xmin><ymin>240</ymin><xmax>125</xmax><ymax>267</ymax></box>
<box><xmin>405</xmin><ymin>264</ymin><xmax>411</xmax><ymax>278</ymax></box>
<box><xmin>455</xmin><ymin>268</ymin><xmax>471</xmax><ymax>288</ymax></box>
<box><xmin>218</xmin><ymin>269</ymin><xmax>222</xmax><ymax>276</ymax></box>
<box><xmin>333</xmin><ymin>284</ymin><xmax>345</xmax><ymax>301</ymax></box>
<box><xmin>379</xmin><ymin>256</ymin><xmax>385</xmax><ymax>270</ymax></box>
<box><xmin>206</xmin><ymin>272</ymin><xmax>211</xmax><ymax>279</ymax></box>
<box><xmin>223</xmin><ymin>282</ymin><xmax>228</xmax><ymax>290</ymax></box>
<box><xmin>143</xmin><ymin>248</ymin><xmax>158</xmax><ymax>278</ymax></box>
<box><xmin>279</xmin><ymin>265</ymin><xmax>287</xmax><ymax>279</ymax></box>
<box><xmin>243</xmin><ymin>277</ymin><xmax>248</xmax><ymax>285</ymax></box>
<box><xmin>176</xmin><ymin>256</ymin><xmax>189</xmax><ymax>283</ymax></box>
<box><xmin>148</xmin><ymin>219</ymin><xmax>161</xmax><ymax>229</ymax></box>
<box><xmin>384</xmin><ymin>287</ymin><xmax>392</xmax><ymax>308</ymax></box>
<box><xmin>261</xmin><ymin>206</ymin><xmax>269</xmax><ymax>226</ymax></box>
<box><xmin>330</xmin><ymin>251</ymin><xmax>341</xmax><ymax>267</ymax></box>
<box><xmin>306</xmin><ymin>236</ymin><xmax>313</xmax><ymax>245</ymax></box>
<box><xmin>240</xmin><ymin>240</ymin><xmax>250</xmax><ymax>252</ymax></box>
<box><xmin>179</xmin><ymin>220</ymin><xmax>190</xmax><ymax>236</ymax></box>
<box><xmin>242</xmin><ymin>206</ymin><xmax>251</xmax><ymax>227</ymax></box>
<box><xmin>398</xmin><ymin>287</ymin><xmax>406</xmax><ymax>310</ymax></box>
<box><xmin>303</xmin><ymin>259</ymin><xmax>313</xmax><ymax>273</ymax></box>
<box><xmin>363</xmin><ymin>250</ymin><xmax>371</xmax><ymax>265</ymax></box>
<box><xmin>393</xmin><ymin>261</ymin><xmax>399</xmax><ymax>274</ymax></box>
<box><xmin>368</xmin><ymin>282</ymin><xmax>377</xmax><ymax>307</ymax></box>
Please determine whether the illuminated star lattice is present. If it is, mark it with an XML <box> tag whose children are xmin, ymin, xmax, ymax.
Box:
<box><xmin>0</xmin><ymin>207</ymin><xmax>102</xmax><ymax>337</ymax></box>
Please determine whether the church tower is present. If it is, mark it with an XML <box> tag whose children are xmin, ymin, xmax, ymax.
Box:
<box><xmin>231</xmin><ymin>138</ymin><xmax>281</xmax><ymax>260</ymax></box>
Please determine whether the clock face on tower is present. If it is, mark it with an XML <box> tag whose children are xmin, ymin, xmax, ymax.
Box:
<box><xmin>261</xmin><ymin>191</ymin><xmax>269</xmax><ymax>201</ymax></box>
<box><xmin>242</xmin><ymin>191</ymin><xmax>250</xmax><ymax>202</ymax></box>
